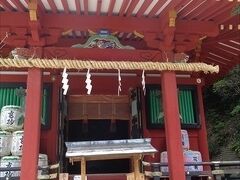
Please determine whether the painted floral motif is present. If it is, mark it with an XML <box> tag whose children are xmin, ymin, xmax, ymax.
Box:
<box><xmin>72</xmin><ymin>34</ymin><xmax>135</xmax><ymax>50</ymax></box>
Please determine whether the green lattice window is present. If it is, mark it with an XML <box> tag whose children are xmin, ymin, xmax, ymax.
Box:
<box><xmin>0</xmin><ymin>83</ymin><xmax>52</xmax><ymax>128</ymax></box>
<box><xmin>146</xmin><ymin>85</ymin><xmax>199</xmax><ymax>128</ymax></box>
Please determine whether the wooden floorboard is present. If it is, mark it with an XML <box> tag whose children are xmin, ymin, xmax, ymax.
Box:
<box><xmin>69</xmin><ymin>173</ymin><xmax>127</xmax><ymax>180</ymax></box>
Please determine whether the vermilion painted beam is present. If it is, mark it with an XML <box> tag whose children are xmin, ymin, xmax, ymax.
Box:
<box><xmin>2</xmin><ymin>38</ymin><xmax>26</xmax><ymax>47</ymax></box>
<box><xmin>38</xmin><ymin>0</ymin><xmax>46</xmax><ymax>12</ymax></box>
<box><xmin>221</xmin><ymin>15</ymin><xmax>240</xmax><ymax>27</ymax></box>
<box><xmin>43</xmin><ymin>47</ymin><xmax>164</xmax><ymax>61</ymax></box>
<box><xmin>145</xmin><ymin>33</ymin><xmax>198</xmax><ymax>51</ymax></box>
<box><xmin>197</xmin><ymin>85</ymin><xmax>211</xmax><ymax>170</ymax></box>
<box><xmin>198</xmin><ymin>1</ymin><xmax>229</xmax><ymax>21</ymax></box>
<box><xmin>215</xmin><ymin>47</ymin><xmax>240</xmax><ymax>60</ymax></box>
<box><xmin>75</xmin><ymin>0</ymin><xmax>81</xmax><ymax>15</ymax></box>
<box><xmin>205</xmin><ymin>55</ymin><xmax>233</xmax><ymax>66</ymax></box>
<box><xmin>3</xmin><ymin>30</ymin><xmax>61</xmax><ymax>47</ymax></box>
<box><xmin>204</xmin><ymin>49</ymin><xmax>239</xmax><ymax>63</ymax></box>
<box><xmin>148</xmin><ymin>0</ymin><xmax>184</xmax><ymax>31</ymax></box>
<box><xmin>175</xmin><ymin>0</ymin><xmax>191</xmax><ymax>12</ymax></box>
<box><xmin>213</xmin><ymin>5</ymin><xmax>239</xmax><ymax>24</ymax></box>
<box><xmin>175</xmin><ymin>41</ymin><xmax>197</xmax><ymax>52</ymax></box>
<box><xmin>11</xmin><ymin>0</ymin><xmax>26</xmax><ymax>12</ymax></box>
<box><xmin>177</xmin><ymin>0</ymin><xmax>206</xmax><ymax>19</ymax></box>
<box><xmin>61</xmin><ymin>0</ymin><xmax>69</xmax><ymax>14</ymax></box>
<box><xmin>228</xmin><ymin>42</ymin><xmax>240</xmax><ymax>50</ymax></box>
<box><xmin>155</xmin><ymin>0</ymin><xmax>182</xmax><ymax>27</ymax></box>
<box><xmin>212</xmin><ymin>54</ymin><xmax>240</xmax><ymax>65</ymax></box>
<box><xmin>161</xmin><ymin>71</ymin><xmax>185</xmax><ymax>180</ymax></box>
<box><xmin>148</xmin><ymin>0</ymin><xmax>166</xmax><ymax>18</ymax></box>
<box><xmin>203</xmin><ymin>41</ymin><xmax>240</xmax><ymax>53</ymax></box>
<box><xmin>0</xmin><ymin>46</ymin><xmax>12</xmax><ymax>57</ymax></box>
<box><xmin>119</xmin><ymin>0</ymin><xmax>129</xmax><ymax>16</ymax></box>
<box><xmin>20</xmin><ymin>68</ymin><xmax>43</xmax><ymax>180</ymax></box>
<box><xmin>175</xmin><ymin>20</ymin><xmax>218</xmax><ymax>36</ymax></box>
<box><xmin>206</xmin><ymin>3</ymin><xmax>236</xmax><ymax>22</ymax></box>
<box><xmin>39</xmin><ymin>15</ymin><xmax>217</xmax><ymax>36</ymax></box>
<box><xmin>213</xmin><ymin>43</ymin><xmax>240</xmax><ymax>55</ymax></box>
<box><xmin>96</xmin><ymin>0</ymin><xmax>102</xmax><ymax>16</ymax></box>
<box><xmin>203</xmin><ymin>30</ymin><xmax>239</xmax><ymax>44</ymax></box>
<box><xmin>136</xmin><ymin>0</ymin><xmax>152</xmax><ymax>17</ymax></box>
<box><xmin>0</xmin><ymin>0</ymin><xmax>14</xmax><ymax>11</ymax></box>
<box><xmin>107</xmin><ymin>0</ymin><xmax>116</xmax><ymax>16</ymax></box>
<box><xmin>83</xmin><ymin>0</ymin><xmax>88</xmax><ymax>15</ymax></box>
<box><xmin>0</xmin><ymin>12</ymin><xmax>219</xmax><ymax>36</ymax></box>
<box><xmin>28</xmin><ymin>0</ymin><xmax>41</xmax><ymax>42</ymax></box>
<box><xmin>126</xmin><ymin>0</ymin><xmax>139</xmax><ymax>17</ymax></box>
<box><xmin>187</xmin><ymin>1</ymin><xmax>217</xmax><ymax>20</ymax></box>
<box><xmin>47</xmin><ymin>0</ymin><xmax>58</xmax><ymax>13</ymax></box>
<box><xmin>29</xmin><ymin>21</ymin><xmax>40</xmax><ymax>42</ymax></box>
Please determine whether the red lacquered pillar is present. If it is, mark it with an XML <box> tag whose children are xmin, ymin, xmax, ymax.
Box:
<box><xmin>20</xmin><ymin>68</ymin><xmax>42</xmax><ymax>180</ymax></box>
<box><xmin>161</xmin><ymin>71</ymin><xmax>185</xmax><ymax>180</ymax></box>
<box><xmin>197</xmin><ymin>85</ymin><xmax>210</xmax><ymax>169</ymax></box>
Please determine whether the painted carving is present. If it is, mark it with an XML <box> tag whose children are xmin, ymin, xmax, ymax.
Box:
<box><xmin>72</xmin><ymin>30</ymin><xmax>135</xmax><ymax>50</ymax></box>
<box><xmin>10</xmin><ymin>48</ymin><xmax>35</xmax><ymax>59</ymax></box>
<box><xmin>44</xmin><ymin>48</ymin><xmax>69</xmax><ymax>59</ymax></box>
<box><xmin>174</xmin><ymin>53</ymin><xmax>189</xmax><ymax>63</ymax></box>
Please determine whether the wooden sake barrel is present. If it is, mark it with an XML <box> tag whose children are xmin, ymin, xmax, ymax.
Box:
<box><xmin>0</xmin><ymin>156</ymin><xmax>21</xmax><ymax>178</ymax></box>
<box><xmin>160</xmin><ymin>150</ymin><xmax>203</xmax><ymax>172</ymax></box>
<box><xmin>38</xmin><ymin>154</ymin><xmax>48</xmax><ymax>176</ymax></box>
<box><xmin>0</xmin><ymin>105</ymin><xmax>24</xmax><ymax>131</ymax></box>
<box><xmin>11</xmin><ymin>131</ymin><xmax>24</xmax><ymax>156</ymax></box>
<box><xmin>0</xmin><ymin>131</ymin><xmax>12</xmax><ymax>157</ymax></box>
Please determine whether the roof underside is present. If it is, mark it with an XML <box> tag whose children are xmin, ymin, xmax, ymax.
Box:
<box><xmin>0</xmin><ymin>0</ymin><xmax>239</xmax><ymax>80</ymax></box>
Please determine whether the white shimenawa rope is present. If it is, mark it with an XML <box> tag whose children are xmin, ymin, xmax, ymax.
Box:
<box><xmin>0</xmin><ymin>58</ymin><xmax>219</xmax><ymax>74</ymax></box>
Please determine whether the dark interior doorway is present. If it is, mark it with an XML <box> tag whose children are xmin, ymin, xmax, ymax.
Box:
<box><xmin>66</xmin><ymin>120</ymin><xmax>130</xmax><ymax>174</ymax></box>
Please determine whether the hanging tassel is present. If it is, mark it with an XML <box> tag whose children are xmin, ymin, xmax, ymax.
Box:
<box><xmin>62</xmin><ymin>67</ymin><xmax>69</xmax><ymax>95</ymax></box>
<box><xmin>142</xmin><ymin>70</ymin><xmax>146</xmax><ymax>96</ymax></box>
<box><xmin>85</xmin><ymin>68</ymin><xmax>92</xmax><ymax>95</ymax></box>
<box><xmin>118</xmin><ymin>69</ymin><xmax>121</xmax><ymax>96</ymax></box>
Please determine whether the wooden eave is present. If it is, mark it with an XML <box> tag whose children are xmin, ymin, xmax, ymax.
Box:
<box><xmin>0</xmin><ymin>0</ymin><xmax>239</xmax><ymax>82</ymax></box>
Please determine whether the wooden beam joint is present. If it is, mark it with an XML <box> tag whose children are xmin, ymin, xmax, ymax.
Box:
<box><xmin>28</xmin><ymin>0</ymin><xmax>42</xmax><ymax>44</ymax></box>
<box><xmin>29</xmin><ymin>0</ymin><xmax>38</xmax><ymax>21</ymax></box>
<box><xmin>169</xmin><ymin>10</ymin><xmax>177</xmax><ymax>27</ymax></box>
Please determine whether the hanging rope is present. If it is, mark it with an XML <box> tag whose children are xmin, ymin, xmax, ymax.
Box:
<box><xmin>0</xmin><ymin>58</ymin><xmax>219</xmax><ymax>74</ymax></box>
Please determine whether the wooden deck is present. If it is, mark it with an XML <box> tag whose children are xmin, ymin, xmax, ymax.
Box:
<box><xmin>68</xmin><ymin>173</ymin><xmax>127</xmax><ymax>180</ymax></box>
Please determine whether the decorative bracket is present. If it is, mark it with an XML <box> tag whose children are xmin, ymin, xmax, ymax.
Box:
<box><xmin>29</xmin><ymin>0</ymin><xmax>38</xmax><ymax>21</ymax></box>
<box><xmin>72</xmin><ymin>30</ymin><xmax>135</xmax><ymax>49</ymax></box>
<box><xmin>28</xmin><ymin>0</ymin><xmax>40</xmax><ymax>42</ymax></box>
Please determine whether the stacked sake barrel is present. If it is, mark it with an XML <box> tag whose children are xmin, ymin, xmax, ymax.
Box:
<box><xmin>0</xmin><ymin>105</ymin><xmax>48</xmax><ymax>178</ymax></box>
<box><xmin>160</xmin><ymin>130</ymin><xmax>203</xmax><ymax>173</ymax></box>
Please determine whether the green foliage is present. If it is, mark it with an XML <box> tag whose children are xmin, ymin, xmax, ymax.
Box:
<box><xmin>213</xmin><ymin>65</ymin><xmax>240</xmax><ymax>99</ymax></box>
<box><xmin>231</xmin><ymin>104</ymin><xmax>240</xmax><ymax>116</ymax></box>
<box><xmin>206</xmin><ymin>65</ymin><xmax>240</xmax><ymax>158</ymax></box>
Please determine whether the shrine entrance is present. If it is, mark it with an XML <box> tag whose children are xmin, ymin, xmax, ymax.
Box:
<box><xmin>63</xmin><ymin>95</ymin><xmax>133</xmax><ymax>174</ymax></box>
